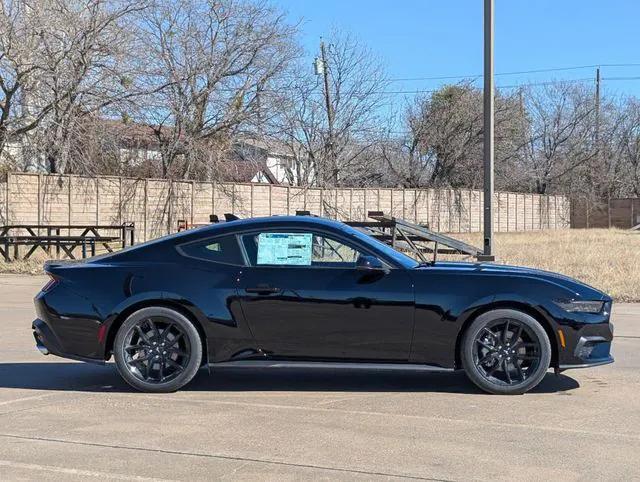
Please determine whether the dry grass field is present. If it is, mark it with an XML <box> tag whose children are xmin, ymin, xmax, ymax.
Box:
<box><xmin>0</xmin><ymin>258</ymin><xmax>43</xmax><ymax>275</ymax></box>
<box><xmin>1</xmin><ymin>228</ymin><xmax>638</xmax><ymax>301</ymax></box>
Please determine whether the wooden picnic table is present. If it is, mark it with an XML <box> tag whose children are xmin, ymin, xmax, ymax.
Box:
<box><xmin>0</xmin><ymin>224</ymin><xmax>134</xmax><ymax>240</ymax></box>
<box><xmin>0</xmin><ymin>235</ymin><xmax>121</xmax><ymax>261</ymax></box>
<box><xmin>0</xmin><ymin>223</ymin><xmax>135</xmax><ymax>262</ymax></box>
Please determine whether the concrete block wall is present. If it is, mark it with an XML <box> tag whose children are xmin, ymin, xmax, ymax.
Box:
<box><xmin>1</xmin><ymin>173</ymin><xmax>571</xmax><ymax>242</ymax></box>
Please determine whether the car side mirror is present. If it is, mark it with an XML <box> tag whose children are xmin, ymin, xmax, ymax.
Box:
<box><xmin>356</xmin><ymin>255</ymin><xmax>387</xmax><ymax>273</ymax></box>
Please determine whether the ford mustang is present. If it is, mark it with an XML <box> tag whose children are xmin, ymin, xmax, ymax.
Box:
<box><xmin>33</xmin><ymin>215</ymin><xmax>614</xmax><ymax>394</ymax></box>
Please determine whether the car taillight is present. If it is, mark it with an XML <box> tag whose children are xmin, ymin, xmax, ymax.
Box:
<box><xmin>41</xmin><ymin>275</ymin><xmax>59</xmax><ymax>293</ymax></box>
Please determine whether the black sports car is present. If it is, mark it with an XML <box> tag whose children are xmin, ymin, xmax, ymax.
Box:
<box><xmin>33</xmin><ymin>216</ymin><xmax>614</xmax><ymax>394</ymax></box>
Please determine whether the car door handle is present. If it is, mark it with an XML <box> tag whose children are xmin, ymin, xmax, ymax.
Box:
<box><xmin>245</xmin><ymin>285</ymin><xmax>281</xmax><ymax>295</ymax></box>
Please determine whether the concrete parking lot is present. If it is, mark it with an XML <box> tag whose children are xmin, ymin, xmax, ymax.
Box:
<box><xmin>0</xmin><ymin>274</ymin><xmax>638</xmax><ymax>481</ymax></box>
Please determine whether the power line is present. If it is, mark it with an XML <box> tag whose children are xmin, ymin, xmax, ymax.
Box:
<box><xmin>388</xmin><ymin>62</ymin><xmax>640</xmax><ymax>82</ymax></box>
<box><xmin>191</xmin><ymin>65</ymin><xmax>639</xmax><ymax>96</ymax></box>
<box><xmin>602</xmin><ymin>76</ymin><xmax>640</xmax><ymax>81</ymax></box>
<box><xmin>497</xmin><ymin>77</ymin><xmax>595</xmax><ymax>90</ymax></box>
<box><xmin>389</xmin><ymin>74</ymin><xmax>481</xmax><ymax>82</ymax></box>
<box><xmin>10</xmin><ymin>73</ymin><xmax>638</xmax><ymax>107</ymax></box>
<box><xmin>375</xmin><ymin>77</ymin><xmax>596</xmax><ymax>96</ymax></box>
<box><xmin>367</xmin><ymin>75</ymin><xmax>640</xmax><ymax>96</ymax></box>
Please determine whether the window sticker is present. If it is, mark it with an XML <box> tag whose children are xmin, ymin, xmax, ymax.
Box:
<box><xmin>257</xmin><ymin>233</ymin><xmax>312</xmax><ymax>265</ymax></box>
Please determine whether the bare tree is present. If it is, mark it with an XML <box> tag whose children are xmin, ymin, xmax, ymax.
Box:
<box><xmin>383</xmin><ymin>83</ymin><xmax>523</xmax><ymax>189</ymax></box>
<box><xmin>269</xmin><ymin>30</ymin><xmax>389</xmax><ymax>187</ymax></box>
<box><xmin>0</xmin><ymin>0</ymin><xmax>145</xmax><ymax>172</ymax></box>
<box><xmin>611</xmin><ymin>97</ymin><xmax>640</xmax><ymax>197</ymax></box>
<box><xmin>378</xmin><ymin>104</ymin><xmax>432</xmax><ymax>188</ymax></box>
<box><xmin>516</xmin><ymin>82</ymin><xmax>597</xmax><ymax>194</ymax></box>
<box><xmin>133</xmin><ymin>0</ymin><xmax>298</xmax><ymax>180</ymax></box>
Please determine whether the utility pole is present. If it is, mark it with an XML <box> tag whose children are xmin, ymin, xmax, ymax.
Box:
<box><xmin>595</xmin><ymin>67</ymin><xmax>611</xmax><ymax>218</ymax></box>
<box><xmin>317</xmin><ymin>40</ymin><xmax>335</xmax><ymax>185</ymax></box>
<box><xmin>481</xmin><ymin>0</ymin><xmax>495</xmax><ymax>261</ymax></box>
<box><xmin>595</xmin><ymin>67</ymin><xmax>601</xmax><ymax>148</ymax></box>
<box><xmin>595</xmin><ymin>67</ymin><xmax>601</xmax><ymax>159</ymax></box>
<box><xmin>320</xmin><ymin>41</ymin><xmax>334</xmax><ymax>136</ymax></box>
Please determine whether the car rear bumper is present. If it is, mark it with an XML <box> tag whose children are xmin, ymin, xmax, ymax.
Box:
<box><xmin>32</xmin><ymin>318</ymin><xmax>104</xmax><ymax>364</ymax></box>
<box><xmin>33</xmin><ymin>281</ymin><xmax>108</xmax><ymax>363</ymax></box>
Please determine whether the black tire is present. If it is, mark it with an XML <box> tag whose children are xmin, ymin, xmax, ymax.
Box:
<box><xmin>461</xmin><ymin>309</ymin><xmax>551</xmax><ymax>395</ymax></box>
<box><xmin>113</xmin><ymin>307</ymin><xmax>203</xmax><ymax>393</ymax></box>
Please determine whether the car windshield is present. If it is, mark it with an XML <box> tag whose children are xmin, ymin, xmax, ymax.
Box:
<box><xmin>340</xmin><ymin>224</ymin><xmax>420</xmax><ymax>269</ymax></box>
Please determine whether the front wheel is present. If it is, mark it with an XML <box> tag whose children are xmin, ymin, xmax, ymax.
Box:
<box><xmin>114</xmin><ymin>307</ymin><xmax>203</xmax><ymax>393</ymax></box>
<box><xmin>461</xmin><ymin>309</ymin><xmax>551</xmax><ymax>395</ymax></box>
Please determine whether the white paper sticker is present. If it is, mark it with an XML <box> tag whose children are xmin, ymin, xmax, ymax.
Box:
<box><xmin>257</xmin><ymin>233</ymin><xmax>312</xmax><ymax>266</ymax></box>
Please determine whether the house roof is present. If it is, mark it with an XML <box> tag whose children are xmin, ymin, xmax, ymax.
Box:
<box><xmin>86</xmin><ymin>118</ymin><xmax>280</xmax><ymax>183</ymax></box>
<box><xmin>234</xmin><ymin>137</ymin><xmax>297</xmax><ymax>159</ymax></box>
<box><xmin>91</xmin><ymin>118</ymin><xmax>183</xmax><ymax>150</ymax></box>
<box><xmin>217</xmin><ymin>159</ymin><xmax>278</xmax><ymax>184</ymax></box>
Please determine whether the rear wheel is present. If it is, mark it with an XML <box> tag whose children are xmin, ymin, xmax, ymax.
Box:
<box><xmin>114</xmin><ymin>307</ymin><xmax>202</xmax><ymax>393</ymax></box>
<box><xmin>461</xmin><ymin>309</ymin><xmax>551</xmax><ymax>395</ymax></box>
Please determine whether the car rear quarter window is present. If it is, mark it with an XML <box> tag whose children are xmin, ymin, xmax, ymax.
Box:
<box><xmin>178</xmin><ymin>235</ymin><xmax>244</xmax><ymax>266</ymax></box>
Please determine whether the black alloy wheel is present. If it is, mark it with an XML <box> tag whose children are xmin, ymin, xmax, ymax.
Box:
<box><xmin>461</xmin><ymin>309</ymin><xmax>551</xmax><ymax>395</ymax></box>
<box><xmin>114</xmin><ymin>307</ymin><xmax>203</xmax><ymax>393</ymax></box>
<box><xmin>472</xmin><ymin>319</ymin><xmax>541</xmax><ymax>386</ymax></box>
<box><xmin>123</xmin><ymin>317</ymin><xmax>191</xmax><ymax>384</ymax></box>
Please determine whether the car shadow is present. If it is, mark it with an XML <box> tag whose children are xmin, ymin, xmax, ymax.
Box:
<box><xmin>0</xmin><ymin>362</ymin><xmax>580</xmax><ymax>395</ymax></box>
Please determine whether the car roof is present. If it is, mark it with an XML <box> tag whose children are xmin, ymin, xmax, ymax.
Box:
<box><xmin>204</xmin><ymin>215</ymin><xmax>347</xmax><ymax>232</ymax></box>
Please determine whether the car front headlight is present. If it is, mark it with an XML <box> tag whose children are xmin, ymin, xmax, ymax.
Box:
<box><xmin>554</xmin><ymin>299</ymin><xmax>605</xmax><ymax>314</ymax></box>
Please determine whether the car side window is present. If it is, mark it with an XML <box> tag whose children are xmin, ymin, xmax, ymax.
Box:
<box><xmin>241</xmin><ymin>231</ymin><xmax>364</xmax><ymax>268</ymax></box>
<box><xmin>178</xmin><ymin>235</ymin><xmax>244</xmax><ymax>265</ymax></box>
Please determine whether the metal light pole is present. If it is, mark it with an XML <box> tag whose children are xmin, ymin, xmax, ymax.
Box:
<box><xmin>481</xmin><ymin>0</ymin><xmax>495</xmax><ymax>261</ymax></box>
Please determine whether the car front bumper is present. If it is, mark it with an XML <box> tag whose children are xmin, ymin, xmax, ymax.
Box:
<box><xmin>558</xmin><ymin>333</ymin><xmax>614</xmax><ymax>371</ymax></box>
<box><xmin>555</xmin><ymin>308</ymin><xmax>614</xmax><ymax>371</ymax></box>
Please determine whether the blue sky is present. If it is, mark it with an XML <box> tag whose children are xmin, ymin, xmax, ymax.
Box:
<box><xmin>272</xmin><ymin>0</ymin><xmax>640</xmax><ymax>101</ymax></box>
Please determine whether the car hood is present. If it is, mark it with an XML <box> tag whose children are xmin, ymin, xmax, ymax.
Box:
<box><xmin>415</xmin><ymin>261</ymin><xmax>610</xmax><ymax>301</ymax></box>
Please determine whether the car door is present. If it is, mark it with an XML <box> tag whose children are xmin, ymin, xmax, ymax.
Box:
<box><xmin>236</xmin><ymin>227</ymin><xmax>415</xmax><ymax>361</ymax></box>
